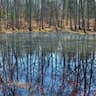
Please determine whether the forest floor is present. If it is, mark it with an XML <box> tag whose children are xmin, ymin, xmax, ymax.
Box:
<box><xmin>0</xmin><ymin>19</ymin><xmax>96</xmax><ymax>35</ymax></box>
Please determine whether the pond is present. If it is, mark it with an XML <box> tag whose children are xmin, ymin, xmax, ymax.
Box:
<box><xmin>0</xmin><ymin>32</ymin><xmax>96</xmax><ymax>96</ymax></box>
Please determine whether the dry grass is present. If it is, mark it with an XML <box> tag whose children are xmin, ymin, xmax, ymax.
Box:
<box><xmin>0</xmin><ymin>18</ymin><xmax>96</xmax><ymax>35</ymax></box>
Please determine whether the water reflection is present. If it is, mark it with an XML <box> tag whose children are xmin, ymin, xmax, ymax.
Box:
<box><xmin>0</xmin><ymin>33</ymin><xmax>96</xmax><ymax>96</ymax></box>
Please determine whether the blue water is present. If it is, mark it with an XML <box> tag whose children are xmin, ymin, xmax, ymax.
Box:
<box><xmin>0</xmin><ymin>32</ymin><xmax>96</xmax><ymax>96</ymax></box>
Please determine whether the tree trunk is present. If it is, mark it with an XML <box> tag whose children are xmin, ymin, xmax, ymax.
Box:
<box><xmin>94</xmin><ymin>0</ymin><xmax>96</xmax><ymax>31</ymax></box>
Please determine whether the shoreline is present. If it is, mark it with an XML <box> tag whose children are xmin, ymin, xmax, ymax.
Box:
<box><xmin>0</xmin><ymin>28</ymin><xmax>96</xmax><ymax>36</ymax></box>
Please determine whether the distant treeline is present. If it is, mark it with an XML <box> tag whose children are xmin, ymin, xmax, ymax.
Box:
<box><xmin>0</xmin><ymin>0</ymin><xmax>96</xmax><ymax>32</ymax></box>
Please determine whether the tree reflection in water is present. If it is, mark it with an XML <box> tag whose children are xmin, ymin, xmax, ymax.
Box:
<box><xmin>0</xmin><ymin>33</ymin><xmax>96</xmax><ymax>96</ymax></box>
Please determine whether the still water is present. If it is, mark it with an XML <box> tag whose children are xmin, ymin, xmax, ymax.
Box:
<box><xmin>0</xmin><ymin>32</ymin><xmax>96</xmax><ymax>96</ymax></box>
